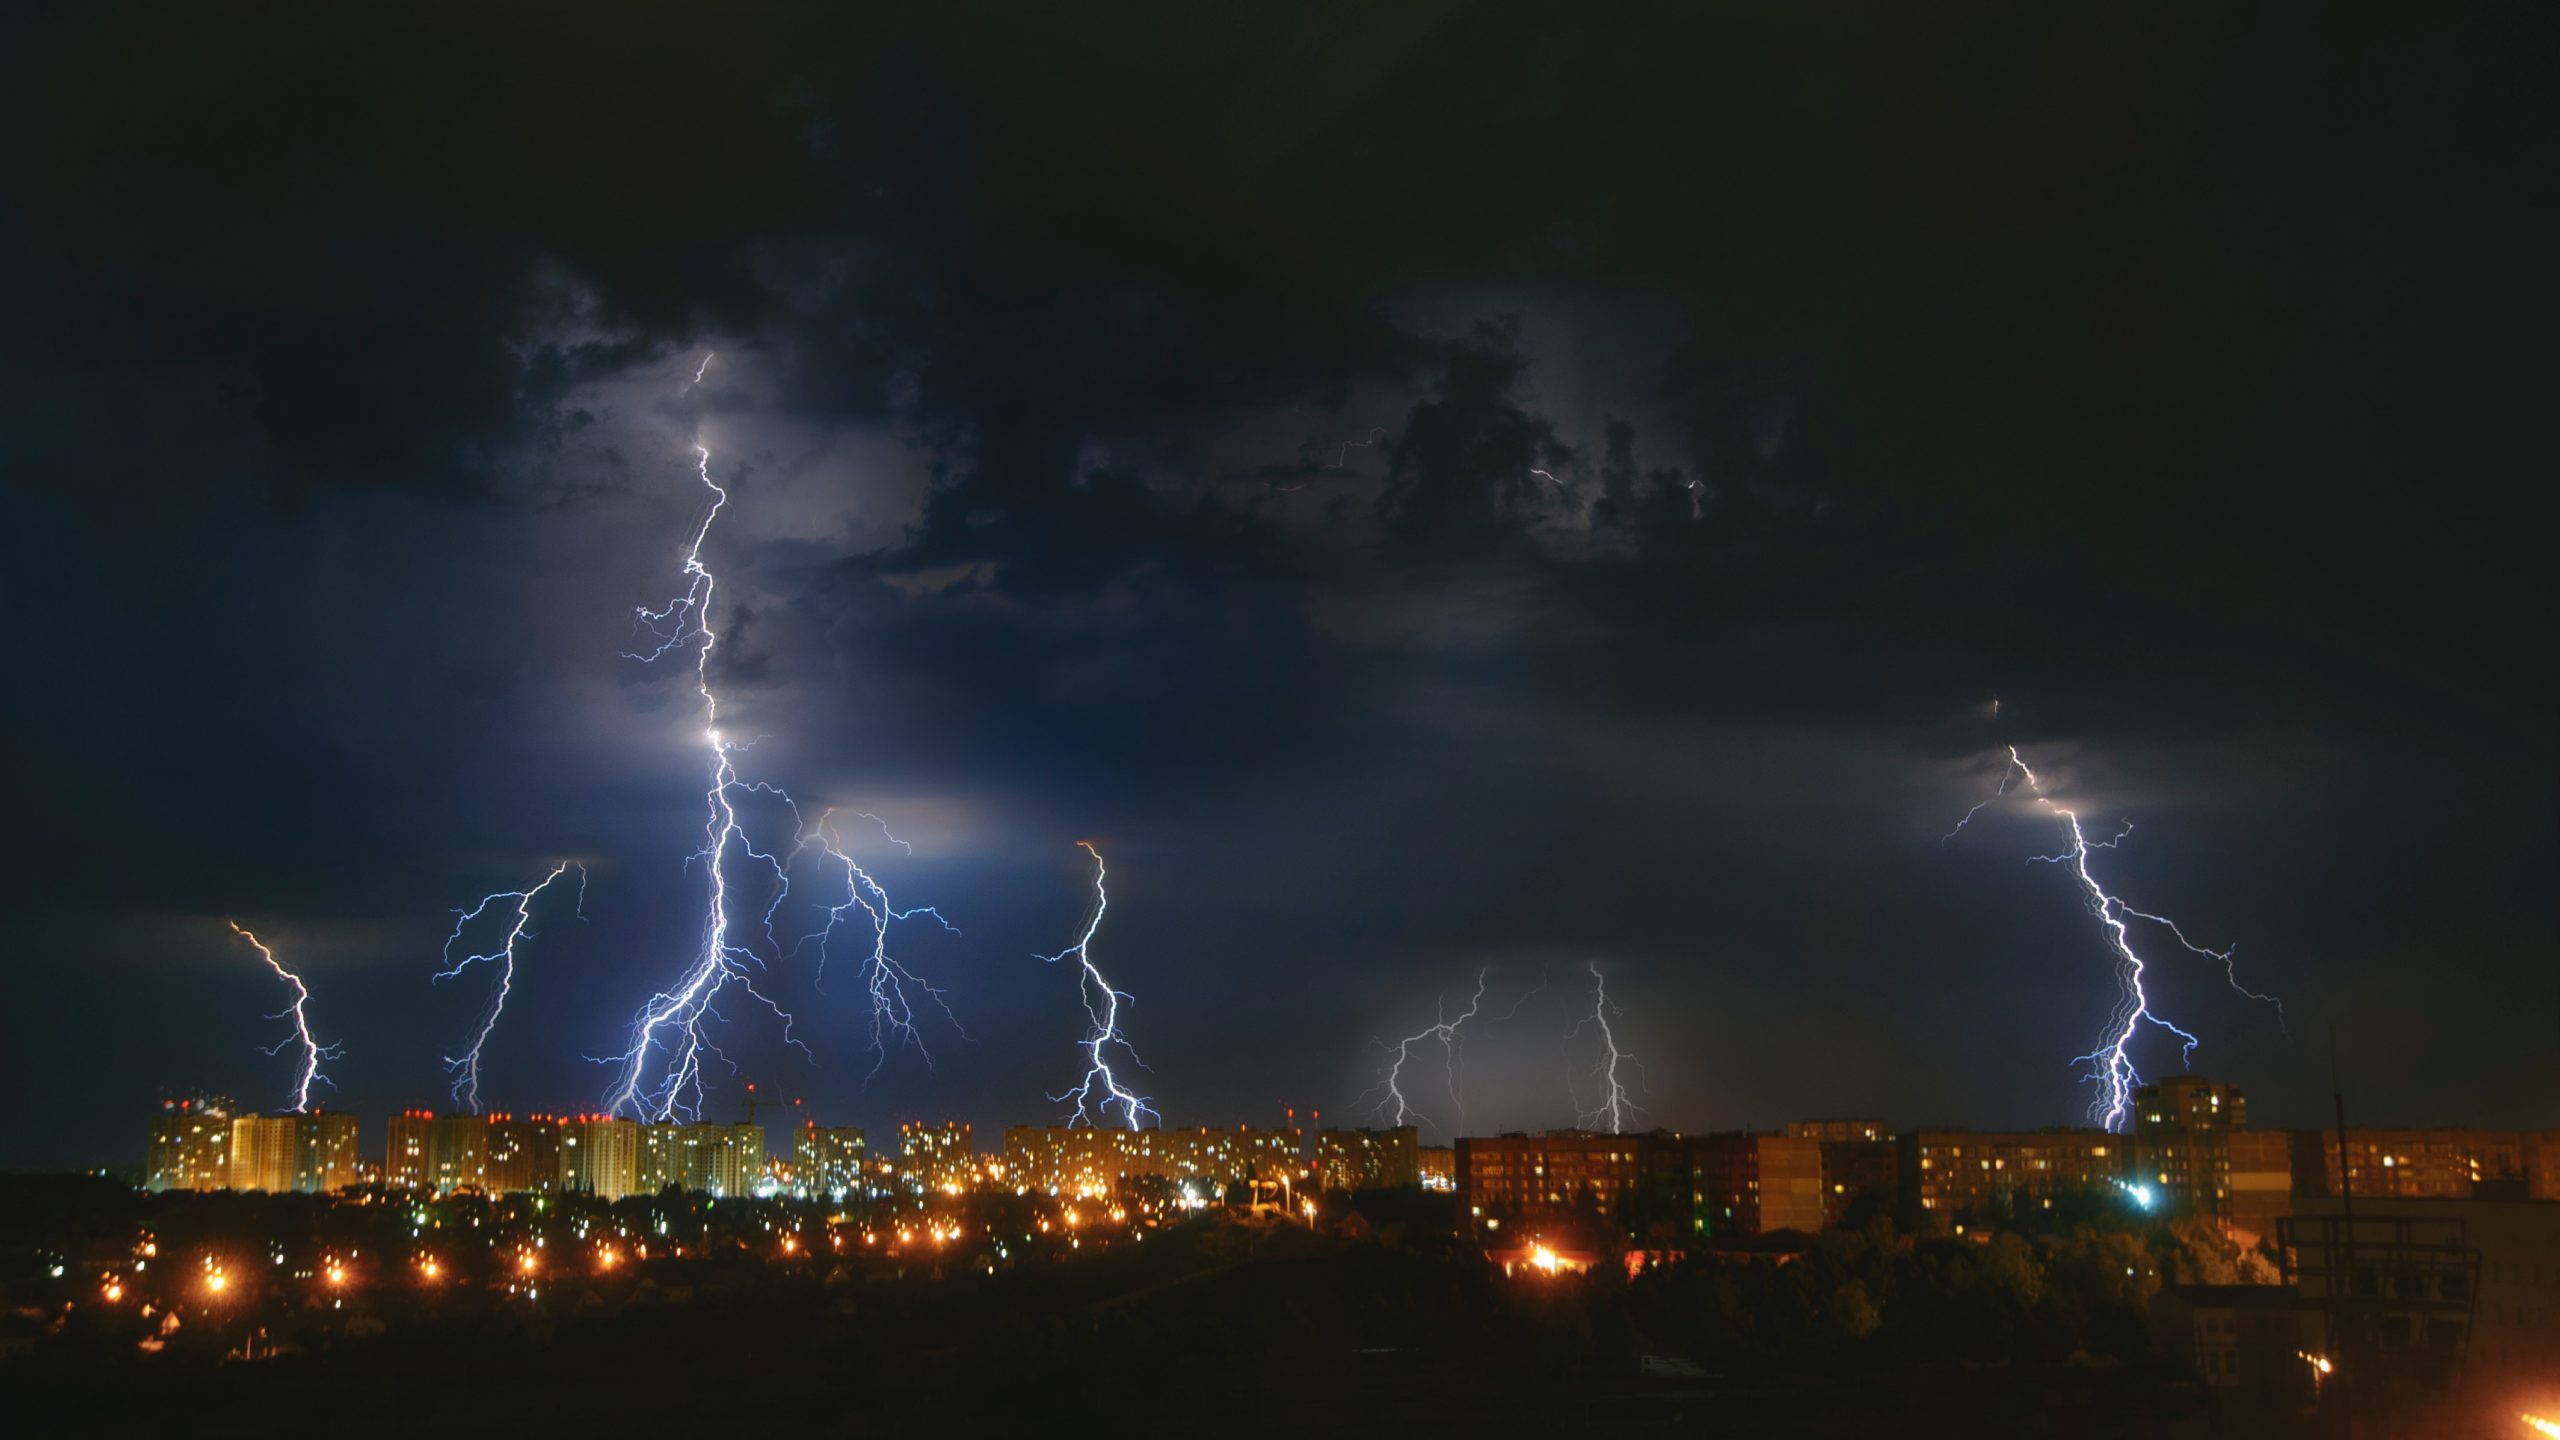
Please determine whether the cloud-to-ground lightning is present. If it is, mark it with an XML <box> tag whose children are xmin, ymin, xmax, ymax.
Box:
<box><xmin>1039</xmin><ymin>842</ymin><xmax>1157</xmax><ymax>1130</ymax></box>
<box><xmin>596</xmin><ymin>386</ymin><xmax>955</xmax><ymax>1120</ymax></box>
<box><xmin>783</xmin><ymin>808</ymin><xmax>963</xmax><ymax>1077</ymax></box>
<box><xmin>226</xmin><ymin>921</ymin><xmax>339</xmax><ymax>1113</ymax></box>
<box><xmin>1948</xmin><ymin>744</ymin><xmax>2283</xmax><ymax>1132</ymax></box>
<box><xmin>431</xmin><ymin>862</ymin><xmax>587</xmax><ymax>1113</ymax></box>
<box><xmin>1362</xmin><ymin>969</ymin><xmax>1488</xmax><ymax>1135</ymax></box>
<box><xmin>1571</xmin><ymin>960</ymin><xmax>1641</xmax><ymax>1134</ymax></box>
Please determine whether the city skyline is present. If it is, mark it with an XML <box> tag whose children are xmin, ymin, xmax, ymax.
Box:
<box><xmin>4</xmin><ymin>5</ymin><xmax>2548</xmax><ymax>1180</ymax></box>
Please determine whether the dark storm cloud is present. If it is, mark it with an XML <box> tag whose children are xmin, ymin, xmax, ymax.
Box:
<box><xmin>1</xmin><ymin>3</ymin><xmax>2548</xmax><ymax>1165</ymax></box>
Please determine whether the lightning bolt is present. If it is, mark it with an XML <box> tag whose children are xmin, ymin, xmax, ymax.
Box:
<box><xmin>784</xmin><ymin>808</ymin><xmax>964</xmax><ymax>1078</ymax></box>
<box><xmin>1571</xmin><ymin>960</ymin><xmax>1641</xmax><ymax>1134</ymax></box>
<box><xmin>1039</xmin><ymin>841</ymin><xmax>1157</xmax><ymax>1130</ymax></box>
<box><xmin>1362</xmin><ymin>969</ymin><xmax>1487</xmax><ymax>1135</ymax></box>
<box><xmin>431</xmin><ymin>862</ymin><xmax>587</xmax><ymax>1113</ymax></box>
<box><xmin>599</xmin><ymin>394</ymin><xmax>955</xmax><ymax>1120</ymax></box>
<box><xmin>1951</xmin><ymin>745</ymin><xmax>2282</xmax><ymax>1131</ymax></box>
<box><xmin>1327</xmin><ymin>426</ymin><xmax>1388</xmax><ymax>469</ymax></box>
<box><xmin>226</xmin><ymin>921</ymin><xmax>339</xmax><ymax>1113</ymax></box>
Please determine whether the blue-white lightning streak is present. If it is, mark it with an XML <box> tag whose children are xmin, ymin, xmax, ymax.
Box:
<box><xmin>1572</xmin><ymin>961</ymin><xmax>1641</xmax><ymax>1134</ymax></box>
<box><xmin>432</xmin><ymin>862</ymin><xmax>586</xmax><ymax>1113</ymax></box>
<box><xmin>600</xmin><ymin>432</ymin><xmax>952</xmax><ymax>1120</ymax></box>
<box><xmin>227</xmin><ymin>921</ymin><xmax>339</xmax><ymax>1113</ymax></box>
<box><xmin>1363</xmin><ymin>969</ymin><xmax>1487</xmax><ymax>1135</ymax></box>
<box><xmin>1953</xmin><ymin>745</ymin><xmax>2281</xmax><ymax>1132</ymax></box>
<box><xmin>784</xmin><ymin>809</ymin><xmax>963</xmax><ymax>1077</ymax></box>
<box><xmin>1039</xmin><ymin>842</ymin><xmax>1157</xmax><ymax>1130</ymax></box>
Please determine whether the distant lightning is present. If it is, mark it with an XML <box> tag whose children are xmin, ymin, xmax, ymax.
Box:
<box><xmin>1039</xmin><ymin>842</ymin><xmax>1156</xmax><ymax>1130</ymax></box>
<box><xmin>1572</xmin><ymin>961</ymin><xmax>1641</xmax><ymax>1134</ymax></box>
<box><xmin>689</xmin><ymin>351</ymin><xmax>716</xmax><ymax>387</ymax></box>
<box><xmin>1363</xmin><ymin>969</ymin><xmax>1488</xmax><ymax>1134</ymax></box>
<box><xmin>596</xmin><ymin>374</ymin><xmax>953</xmax><ymax>1119</ymax></box>
<box><xmin>786</xmin><ymin>808</ymin><xmax>964</xmax><ymax>1077</ymax></box>
<box><xmin>227</xmin><ymin>921</ymin><xmax>339</xmax><ymax>1113</ymax></box>
<box><xmin>1949</xmin><ymin>744</ymin><xmax>2283</xmax><ymax>1132</ymax></box>
<box><xmin>432</xmin><ymin>862</ymin><xmax>587</xmax><ymax>1113</ymax></box>
<box><xmin>1327</xmin><ymin>426</ymin><xmax>1388</xmax><ymax>469</ymax></box>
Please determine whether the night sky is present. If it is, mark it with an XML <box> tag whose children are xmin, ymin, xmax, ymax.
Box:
<box><xmin>3</xmin><ymin>4</ymin><xmax>2549</xmax><ymax>1170</ymax></box>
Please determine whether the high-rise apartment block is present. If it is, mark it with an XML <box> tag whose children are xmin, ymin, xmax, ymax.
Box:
<box><xmin>560</xmin><ymin>1116</ymin><xmax>641</xmax><ymax>1199</ymax></box>
<box><xmin>1001</xmin><ymin>1125</ymin><xmax>1303</xmax><ymax>1196</ymax></box>
<box><xmin>794</xmin><ymin>1124</ymin><xmax>868</xmax><ymax>1196</ymax></box>
<box><xmin>145</xmin><ymin>1095</ymin><xmax>235</xmax><ymax>1192</ymax></box>
<box><xmin>223</xmin><ymin>1111</ymin><xmax>359</xmax><ymax>1194</ymax></box>
<box><xmin>1314</xmin><ymin>1127</ymin><xmax>1420</xmax><ymax>1190</ymax></box>
<box><xmin>897</xmin><ymin>1120</ymin><xmax>975</xmax><ymax>1191</ymax></box>
<box><xmin>637</xmin><ymin>1122</ymin><xmax>765</xmax><ymax>1197</ymax></box>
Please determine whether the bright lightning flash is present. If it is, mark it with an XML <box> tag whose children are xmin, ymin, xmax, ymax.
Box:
<box><xmin>783</xmin><ymin>808</ymin><xmax>963</xmax><ymax>1078</ymax></box>
<box><xmin>432</xmin><ymin>862</ymin><xmax>587</xmax><ymax>1113</ymax></box>
<box><xmin>1951</xmin><ymin>745</ymin><xmax>2281</xmax><ymax>1132</ymax></box>
<box><xmin>602</xmin><ymin>431</ymin><xmax>952</xmax><ymax>1121</ymax></box>
<box><xmin>1572</xmin><ymin>960</ymin><xmax>1642</xmax><ymax>1134</ymax></box>
<box><xmin>226</xmin><ymin>921</ymin><xmax>340</xmax><ymax>1113</ymax></box>
<box><xmin>1039</xmin><ymin>842</ymin><xmax>1156</xmax><ymax>1130</ymax></box>
<box><xmin>1362</xmin><ymin>969</ymin><xmax>1487</xmax><ymax>1135</ymax></box>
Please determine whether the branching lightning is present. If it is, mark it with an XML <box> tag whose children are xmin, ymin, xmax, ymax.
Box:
<box><xmin>1571</xmin><ymin>960</ymin><xmax>1641</xmax><ymax>1134</ymax></box>
<box><xmin>1362</xmin><ymin>969</ymin><xmax>1487</xmax><ymax>1135</ymax></box>
<box><xmin>1039</xmin><ymin>842</ymin><xmax>1157</xmax><ymax>1130</ymax></box>
<box><xmin>1949</xmin><ymin>744</ymin><xmax>2283</xmax><ymax>1132</ymax></box>
<box><xmin>593</xmin><ymin>387</ymin><xmax>954</xmax><ymax>1120</ymax></box>
<box><xmin>227</xmin><ymin>921</ymin><xmax>339</xmax><ymax>1113</ymax></box>
<box><xmin>784</xmin><ymin>808</ymin><xmax>964</xmax><ymax>1077</ymax></box>
<box><xmin>432</xmin><ymin>862</ymin><xmax>587</xmax><ymax>1113</ymax></box>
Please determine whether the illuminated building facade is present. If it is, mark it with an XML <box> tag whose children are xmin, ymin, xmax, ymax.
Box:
<box><xmin>2309</xmin><ymin>1128</ymin><xmax>2559</xmax><ymax>1201</ymax></box>
<box><xmin>145</xmin><ymin>1095</ymin><xmax>235</xmax><ymax>1192</ymax></box>
<box><xmin>1001</xmin><ymin>1125</ymin><xmax>1302</xmax><ymax>1196</ymax></box>
<box><xmin>898</xmin><ymin>1120</ymin><xmax>975</xmax><ymax>1191</ymax></box>
<box><xmin>1683</xmin><ymin>1134</ymin><xmax>1825</xmax><ymax>1236</ymax></box>
<box><xmin>223</xmin><ymin>1112</ymin><xmax>353</xmax><ymax>1193</ymax></box>
<box><xmin>1456</xmin><ymin>1132</ymin><xmax>1649</xmax><ymax>1235</ymax></box>
<box><xmin>637</xmin><ymin>1122</ymin><xmax>766</xmax><ymax>1196</ymax></box>
<box><xmin>2131</xmin><ymin>1076</ymin><xmax>2246</xmax><ymax>1220</ymax></box>
<box><xmin>485</xmin><ymin>1114</ymin><xmax>563</xmax><ymax>1194</ymax></box>
<box><xmin>387</xmin><ymin>1111</ymin><xmax>432</xmax><ymax>1189</ymax></box>
<box><xmin>1314</xmin><ymin>1127</ymin><xmax>1420</xmax><ymax>1191</ymax></box>
<box><xmin>1904</xmin><ymin>1129</ymin><xmax>2126</xmax><ymax>1221</ymax></box>
<box><xmin>1418</xmin><ymin>1146</ymin><xmax>1456</xmax><ymax>1192</ymax></box>
<box><xmin>560</xmin><ymin>1116</ymin><xmax>640</xmax><ymax>1199</ymax></box>
<box><xmin>296</xmin><ymin>1111</ymin><xmax>361</xmax><ymax>1192</ymax></box>
<box><xmin>794</xmin><ymin>1124</ymin><xmax>867</xmax><ymax>1196</ymax></box>
<box><xmin>229</xmin><ymin>1116</ymin><xmax>302</xmax><ymax>1193</ymax></box>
